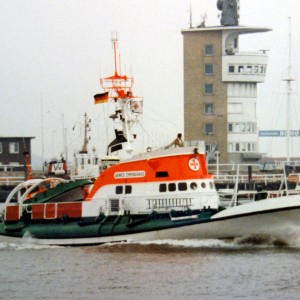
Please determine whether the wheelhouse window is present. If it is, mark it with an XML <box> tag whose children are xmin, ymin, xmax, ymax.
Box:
<box><xmin>116</xmin><ymin>186</ymin><xmax>123</xmax><ymax>194</ymax></box>
<box><xmin>9</xmin><ymin>142</ymin><xmax>19</xmax><ymax>154</ymax></box>
<box><xmin>159</xmin><ymin>184</ymin><xmax>167</xmax><ymax>193</ymax></box>
<box><xmin>125</xmin><ymin>185</ymin><xmax>132</xmax><ymax>194</ymax></box>
<box><xmin>168</xmin><ymin>183</ymin><xmax>176</xmax><ymax>192</ymax></box>
<box><xmin>178</xmin><ymin>182</ymin><xmax>187</xmax><ymax>191</ymax></box>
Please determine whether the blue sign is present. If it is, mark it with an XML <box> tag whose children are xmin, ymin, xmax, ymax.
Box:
<box><xmin>259</xmin><ymin>130</ymin><xmax>300</xmax><ymax>137</ymax></box>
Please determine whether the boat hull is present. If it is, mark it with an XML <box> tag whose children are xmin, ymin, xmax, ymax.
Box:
<box><xmin>1</xmin><ymin>196</ymin><xmax>300</xmax><ymax>245</ymax></box>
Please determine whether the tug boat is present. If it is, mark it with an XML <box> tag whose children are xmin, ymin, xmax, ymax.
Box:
<box><xmin>0</xmin><ymin>38</ymin><xmax>300</xmax><ymax>245</ymax></box>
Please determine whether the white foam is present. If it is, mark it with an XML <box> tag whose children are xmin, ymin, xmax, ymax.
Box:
<box><xmin>0</xmin><ymin>235</ymin><xmax>63</xmax><ymax>250</ymax></box>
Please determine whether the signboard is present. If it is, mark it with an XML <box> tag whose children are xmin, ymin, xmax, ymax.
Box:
<box><xmin>259</xmin><ymin>130</ymin><xmax>300</xmax><ymax>137</ymax></box>
<box><xmin>114</xmin><ymin>171</ymin><xmax>145</xmax><ymax>179</ymax></box>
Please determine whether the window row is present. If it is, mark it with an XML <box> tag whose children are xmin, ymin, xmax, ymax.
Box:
<box><xmin>0</xmin><ymin>142</ymin><xmax>19</xmax><ymax>154</ymax></box>
<box><xmin>203</xmin><ymin>122</ymin><xmax>257</xmax><ymax>135</ymax></box>
<box><xmin>116</xmin><ymin>185</ymin><xmax>132</xmax><ymax>195</ymax></box>
<box><xmin>115</xmin><ymin>181</ymin><xmax>214</xmax><ymax>195</ymax></box>
<box><xmin>228</xmin><ymin>142</ymin><xmax>257</xmax><ymax>153</ymax></box>
<box><xmin>228</xmin><ymin>122</ymin><xmax>257</xmax><ymax>133</ymax></box>
<box><xmin>228</xmin><ymin>64</ymin><xmax>267</xmax><ymax>75</ymax></box>
<box><xmin>159</xmin><ymin>181</ymin><xmax>214</xmax><ymax>192</ymax></box>
<box><xmin>80</xmin><ymin>157</ymin><xmax>99</xmax><ymax>165</ymax></box>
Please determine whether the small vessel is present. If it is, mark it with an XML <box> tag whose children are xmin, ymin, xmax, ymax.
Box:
<box><xmin>1</xmin><ymin>37</ymin><xmax>300</xmax><ymax>245</ymax></box>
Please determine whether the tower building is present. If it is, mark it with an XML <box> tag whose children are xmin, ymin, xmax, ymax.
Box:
<box><xmin>182</xmin><ymin>0</ymin><xmax>271</xmax><ymax>163</ymax></box>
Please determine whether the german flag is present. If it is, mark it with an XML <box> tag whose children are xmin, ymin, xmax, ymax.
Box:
<box><xmin>94</xmin><ymin>92</ymin><xmax>109</xmax><ymax>104</ymax></box>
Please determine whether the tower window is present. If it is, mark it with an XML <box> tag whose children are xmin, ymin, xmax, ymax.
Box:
<box><xmin>204</xmin><ymin>64</ymin><xmax>213</xmax><ymax>75</ymax></box>
<box><xmin>204</xmin><ymin>84</ymin><xmax>214</xmax><ymax>95</ymax></box>
<box><xmin>204</xmin><ymin>124</ymin><xmax>214</xmax><ymax>135</ymax></box>
<box><xmin>204</xmin><ymin>103</ymin><xmax>214</xmax><ymax>114</ymax></box>
<box><xmin>229</xmin><ymin>65</ymin><xmax>235</xmax><ymax>73</ymax></box>
<box><xmin>204</xmin><ymin>44</ymin><xmax>214</xmax><ymax>56</ymax></box>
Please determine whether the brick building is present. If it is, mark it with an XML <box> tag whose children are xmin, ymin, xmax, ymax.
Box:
<box><xmin>182</xmin><ymin>26</ymin><xmax>270</xmax><ymax>164</ymax></box>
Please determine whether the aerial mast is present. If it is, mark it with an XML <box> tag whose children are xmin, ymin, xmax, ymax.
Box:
<box><xmin>112</xmin><ymin>32</ymin><xmax>118</xmax><ymax>76</ymax></box>
<box><xmin>80</xmin><ymin>113</ymin><xmax>91</xmax><ymax>154</ymax></box>
<box><xmin>283</xmin><ymin>17</ymin><xmax>294</xmax><ymax>164</ymax></box>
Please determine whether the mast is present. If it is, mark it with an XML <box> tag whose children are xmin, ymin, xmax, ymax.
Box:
<box><xmin>80</xmin><ymin>113</ymin><xmax>91</xmax><ymax>154</ymax></box>
<box><xmin>283</xmin><ymin>17</ymin><xmax>294</xmax><ymax>164</ymax></box>
<box><xmin>112</xmin><ymin>32</ymin><xmax>118</xmax><ymax>75</ymax></box>
<box><xmin>189</xmin><ymin>3</ymin><xmax>192</xmax><ymax>29</ymax></box>
<box><xmin>94</xmin><ymin>34</ymin><xmax>143</xmax><ymax>159</ymax></box>
<box><xmin>41</xmin><ymin>93</ymin><xmax>45</xmax><ymax>166</ymax></box>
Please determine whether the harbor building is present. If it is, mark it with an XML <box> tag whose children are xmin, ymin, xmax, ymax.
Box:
<box><xmin>182</xmin><ymin>0</ymin><xmax>271</xmax><ymax>164</ymax></box>
<box><xmin>0</xmin><ymin>137</ymin><xmax>34</xmax><ymax>173</ymax></box>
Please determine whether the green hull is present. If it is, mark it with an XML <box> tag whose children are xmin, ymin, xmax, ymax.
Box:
<box><xmin>0</xmin><ymin>210</ymin><xmax>216</xmax><ymax>242</ymax></box>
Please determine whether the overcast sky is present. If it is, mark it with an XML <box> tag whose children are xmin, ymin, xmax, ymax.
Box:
<box><xmin>1</xmin><ymin>0</ymin><xmax>300</xmax><ymax>166</ymax></box>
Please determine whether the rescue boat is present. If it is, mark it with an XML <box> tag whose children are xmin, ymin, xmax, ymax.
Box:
<box><xmin>1</xmin><ymin>37</ymin><xmax>300</xmax><ymax>245</ymax></box>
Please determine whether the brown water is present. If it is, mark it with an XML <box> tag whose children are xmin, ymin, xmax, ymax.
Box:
<box><xmin>1</xmin><ymin>238</ymin><xmax>300</xmax><ymax>300</ymax></box>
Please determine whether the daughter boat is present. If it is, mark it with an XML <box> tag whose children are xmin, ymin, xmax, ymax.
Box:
<box><xmin>0</xmin><ymin>38</ymin><xmax>300</xmax><ymax>245</ymax></box>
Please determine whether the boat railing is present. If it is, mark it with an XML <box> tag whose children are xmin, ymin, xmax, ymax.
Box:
<box><xmin>0</xmin><ymin>176</ymin><xmax>25</xmax><ymax>186</ymax></box>
<box><xmin>219</xmin><ymin>189</ymin><xmax>276</xmax><ymax>208</ymax></box>
<box><xmin>267</xmin><ymin>189</ymin><xmax>300</xmax><ymax>198</ymax></box>
<box><xmin>213</xmin><ymin>173</ymin><xmax>284</xmax><ymax>184</ymax></box>
<box><xmin>0</xmin><ymin>164</ymin><xmax>25</xmax><ymax>172</ymax></box>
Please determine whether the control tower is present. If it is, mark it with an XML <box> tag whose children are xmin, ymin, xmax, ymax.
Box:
<box><xmin>182</xmin><ymin>0</ymin><xmax>271</xmax><ymax>163</ymax></box>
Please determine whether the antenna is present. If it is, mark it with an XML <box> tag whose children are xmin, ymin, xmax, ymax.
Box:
<box><xmin>80</xmin><ymin>113</ymin><xmax>91</xmax><ymax>154</ymax></box>
<box><xmin>282</xmin><ymin>17</ymin><xmax>295</xmax><ymax>164</ymax></box>
<box><xmin>198</xmin><ymin>13</ymin><xmax>207</xmax><ymax>28</ymax></box>
<box><xmin>111</xmin><ymin>32</ymin><xmax>118</xmax><ymax>75</ymax></box>
<box><xmin>189</xmin><ymin>3</ymin><xmax>192</xmax><ymax>29</ymax></box>
<box><xmin>40</xmin><ymin>93</ymin><xmax>45</xmax><ymax>166</ymax></box>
